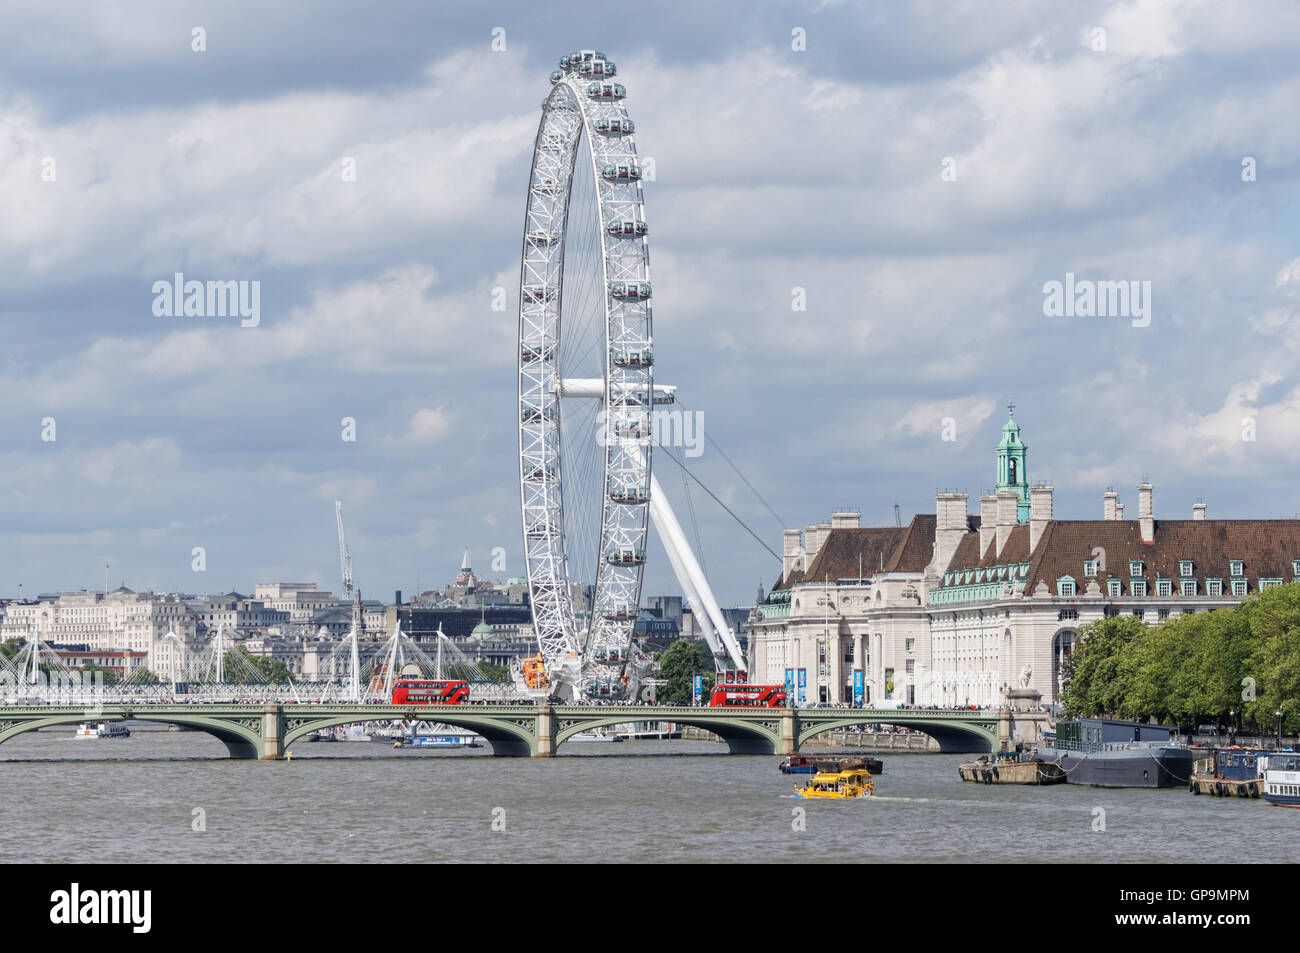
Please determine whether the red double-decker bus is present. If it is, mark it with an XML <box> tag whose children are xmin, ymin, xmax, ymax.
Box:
<box><xmin>391</xmin><ymin>679</ymin><xmax>470</xmax><ymax>705</ymax></box>
<box><xmin>709</xmin><ymin>683</ymin><xmax>787</xmax><ymax>707</ymax></box>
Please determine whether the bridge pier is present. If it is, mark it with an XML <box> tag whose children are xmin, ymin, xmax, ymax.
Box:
<box><xmin>535</xmin><ymin>703</ymin><xmax>554</xmax><ymax>757</ymax></box>
<box><xmin>780</xmin><ymin>708</ymin><xmax>798</xmax><ymax>756</ymax></box>
<box><xmin>261</xmin><ymin>704</ymin><xmax>284</xmax><ymax>760</ymax></box>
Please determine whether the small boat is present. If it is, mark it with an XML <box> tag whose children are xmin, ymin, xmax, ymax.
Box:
<box><xmin>75</xmin><ymin>722</ymin><xmax>130</xmax><ymax>739</ymax></box>
<box><xmin>780</xmin><ymin>754</ymin><xmax>816</xmax><ymax>774</ymax></box>
<box><xmin>959</xmin><ymin>752</ymin><xmax>1064</xmax><ymax>785</ymax></box>
<box><xmin>794</xmin><ymin>769</ymin><xmax>873</xmax><ymax>799</ymax></box>
<box><xmin>1188</xmin><ymin>748</ymin><xmax>1273</xmax><ymax>798</ymax></box>
<box><xmin>1262</xmin><ymin>752</ymin><xmax>1300</xmax><ymax>808</ymax></box>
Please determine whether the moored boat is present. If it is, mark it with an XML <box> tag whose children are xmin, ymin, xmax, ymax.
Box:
<box><xmin>959</xmin><ymin>752</ymin><xmax>1064</xmax><ymax>785</ymax></box>
<box><xmin>1261</xmin><ymin>753</ymin><xmax>1300</xmax><ymax>808</ymax></box>
<box><xmin>1032</xmin><ymin>718</ymin><xmax>1195</xmax><ymax>788</ymax></box>
<box><xmin>1188</xmin><ymin>748</ymin><xmax>1271</xmax><ymax>798</ymax></box>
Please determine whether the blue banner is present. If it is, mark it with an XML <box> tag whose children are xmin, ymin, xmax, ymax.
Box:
<box><xmin>797</xmin><ymin>667</ymin><xmax>807</xmax><ymax>705</ymax></box>
<box><xmin>692</xmin><ymin>673</ymin><xmax>703</xmax><ymax>706</ymax></box>
<box><xmin>853</xmin><ymin>669</ymin><xmax>864</xmax><ymax>707</ymax></box>
<box><xmin>784</xmin><ymin>668</ymin><xmax>794</xmax><ymax>699</ymax></box>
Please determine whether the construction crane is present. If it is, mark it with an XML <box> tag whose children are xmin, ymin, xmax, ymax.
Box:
<box><xmin>335</xmin><ymin>500</ymin><xmax>353</xmax><ymax>601</ymax></box>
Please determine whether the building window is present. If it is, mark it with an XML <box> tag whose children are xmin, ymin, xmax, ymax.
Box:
<box><xmin>1230</xmin><ymin>560</ymin><xmax>1244</xmax><ymax>577</ymax></box>
<box><xmin>1084</xmin><ymin>559</ymin><xmax>1098</xmax><ymax>577</ymax></box>
<box><xmin>1058</xmin><ymin>609</ymin><xmax>1078</xmax><ymax>621</ymax></box>
<box><xmin>1156</xmin><ymin>579</ymin><xmax>1172</xmax><ymax>597</ymax></box>
<box><xmin>1058</xmin><ymin>577</ymin><xmax>1076</xmax><ymax>597</ymax></box>
<box><xmin>1132</xmin><ymin>581</ymin><xmax>1148</xmax><ymax>597</ymax></box>
<box><xmin>1207</xmin><ymin>579</ymin><xmax>1223</xmax><ymax>597</ymax></box>
<box><xmin>1132</xmin><ymin>609</ymin><xmax>1144</xmax><ymax>619</ymax></box>
<box><xmin>1104</xmin><ymin>606</ymin><xmax>1121</xmax><ymax>617</ymax></box>
<box><xmin>1108</xmin><ymin>579</ymin><xmax>1122</xmax><ymax>598</ymax></box>
<box><xmin>1180</xmin><ymin>561</ymin><xmax>1194</xmax><ymax>577</ymax></box>
<box><xmin>905</xmin><ymin>659</ymin><xmax>915</xmax><ymax>675</ymax></box>
<box><xmin>1231</xmin><ymin>579</ymin><xmax>1247</xmax><ymax>597</ymax></box>
<box><xmin>1181</xmin><ymin>580</ymin><xmax>1196</xmax><ymax>597</ymax></box>
<box><xmin>1129</xmin><ymin>560</ymin><xmax>1144</xmax><ymax>577</ymax></box>
<box><xmin>1158</xmin><ymin>608</ymin><xmax>1170</xmax><ymax>620</ymax></box>
<box><xmin>1260</xmin><ymin>578</ymin><xmax>1283</xmax><ymax>590</ymax></box>
<box><xmin>1293</xmin><ymin>559</ymin><xmax>1300</xmax><ymax>578</ymax></box>
<box><xmin>904</xmin><ymin>638</ymin><xmax>915</xmax><ymax>652</ymax></box>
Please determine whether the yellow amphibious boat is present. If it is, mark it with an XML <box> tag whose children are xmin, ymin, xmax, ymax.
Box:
<box><xmin>793</xmin><ymin>768</ymin><xmax>874</xmax><ymax>799</ymax></box>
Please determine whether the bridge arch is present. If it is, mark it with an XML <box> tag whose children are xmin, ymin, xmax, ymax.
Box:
<box><xmin>0</xmin><ymin>710</ymin><xmax>265</xmax><ymax>758</ymax></box>
<box><xmin>281</xmin><ymin>710</ymin><xmax>538</xmax><ymax>757</ymax></box>
<box><xmin>796</xmin><ymin>712</ymin><xmax>998</xmax><ymax>753</ymax></box>
<box><xmin>554</xmin><ymin>708</ymin><xmax>782</xmax><ymax>754</ymax></box>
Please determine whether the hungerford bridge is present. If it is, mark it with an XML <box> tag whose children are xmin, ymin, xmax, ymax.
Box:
<box><xmin>0</xmin><ymin>703</ymin><xmax>1006</xmax><ymax>759</ymax></box>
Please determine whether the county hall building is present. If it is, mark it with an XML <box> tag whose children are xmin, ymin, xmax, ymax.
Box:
<box><xmin>747</xmin><ymin>407</ymin><xmax>1300</xmax><ymax>707</ymax></box>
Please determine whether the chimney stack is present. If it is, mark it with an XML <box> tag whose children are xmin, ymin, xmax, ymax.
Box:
<box><xmin>395</xmin><ymin>590</ymin><xmax>402</xmax><ymax>605</ymax></box>
<box><xmin>1193</xmin><ymin>501</ymin><xmax>1206</xmax><ymax>521</ymax></box>
<box><xmin>996</xmin><ymin>490</ymin><xmax>1019</xmax><ymax>557</ymax></box>
<box><xmin>933</xmin><ymin>492</ymin><xmax>968</xmax><ymax>573</ymax></box>
<box><xmin>831</xmin><ymin>510</ymin><xmax>861</xmax><ymax>529</ymax></box>
<box><xmin>804</xmin><ymin>521</ymin><xmax>831</xmax><ymax>569</ymax></box>
<box><xmin>782</xmin><ymin>529</ymin><xmax>802</xmax><ymax>579</ymax></box>
<box><xmin>1103</xmin><ymin>490</ymin><xmax>1118</xmax><ymax>521</ymax></box>
<box><xmin>979</xmin><ymin>494</ymin><xmax>997</xmax><ymax>556</ymax></box>
<box><xmin>1029</xmin><ymin>484</ymin><xmax>1053</xmax><ymax>551</ymax></box>
<box><xmin>1138</xmin><ymin>483</ymin><xmax>1154</xmax><ymax>542</ymax></box>
<box><xmin>1116</xmin><ymin>502</ymin><xmax>1125</xmax><ymax>519</ymax></box>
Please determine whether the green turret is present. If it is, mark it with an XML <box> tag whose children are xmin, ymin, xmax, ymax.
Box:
<box><xmin>996</xmin><ymin>402</ymin><xmax>1029</xmax><ymax>522</ymax></box>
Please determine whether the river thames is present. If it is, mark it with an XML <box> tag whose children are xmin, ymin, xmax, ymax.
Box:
<box><xmin>3</xmin><ymin>725</ymin><xmax>1295</xmax><ymax>864</ymax></box>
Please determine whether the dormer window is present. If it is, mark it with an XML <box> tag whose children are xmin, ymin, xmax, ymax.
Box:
<box><xmin>1156</xmin><ymin>579</ymin><xmax>1172</xmax><ymax>597</ymax></box>
<box><xmin>1179</xmin><ymin>561</ymin><xmax>1193</xmax><ymax>577</ymax></box>
<box><xmin>1057</xmin><ymin>576</ymin><xmax>1077</xmax><ymax>597</ymax></box>
<box><xmin>1293</xmin><ymin>559</ymin><xmax>1300</xmax><ymax>578</ymax></box>
<box><xmin>1084</xmin><ymin>559</ymin><xmax>1098</xmax><ymax>577</ymax></box>
<box><xmin>1230</xmin><ymin>560</ymin><xmax>1244</xmax><ymax>577</ymax></box>
<box><xmin>1129</xmin><ymin>560</ymin><xmax>1144</xmax><ymax>577</ymax></box>
<box><xmin>1108</xmin><ymin>579</ymin><xmax>1122</xmax><ymax>598</ymax></box>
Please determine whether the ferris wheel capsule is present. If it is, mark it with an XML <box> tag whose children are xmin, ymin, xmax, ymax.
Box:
<box><xmin>586</xmin><ymin>82</ymin><xmax>626</xmax><ymax>101</ymax></box>
<box><xmin>606</xmin><ymin>219</ymin><xmax>647</xmax><ymax>238</ymax></box>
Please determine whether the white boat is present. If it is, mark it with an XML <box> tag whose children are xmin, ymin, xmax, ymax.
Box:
<box><xmin>569</xmin><ymin>727</ymin><xmax>622</xmax><ymax>742</ymax></box>
<box><xmin>75</xmin><ymin>722</ymin><xmax>130</xmax><ymax>739</ymax></box>
<box><xmin>1262</xmin><ymin>752</ymin><xmax>1300</xmax><ymax>808</ymax></box>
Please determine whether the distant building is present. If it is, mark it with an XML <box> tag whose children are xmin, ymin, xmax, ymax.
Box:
<box><xmin>1</xmin><ymin>587</ymin><xmax>196</xmax><ymax>674</ymax></box>
<box><xmin>252</xmin><ymin>583</ymin><xmax>339</xmax><ymax>621</ymax></box>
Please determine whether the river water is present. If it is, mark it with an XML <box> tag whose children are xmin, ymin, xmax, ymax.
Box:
<box><xmin>3</xmin><ymin>725</ymin><xmax>1294</xmax><ymax>864</ymax></box>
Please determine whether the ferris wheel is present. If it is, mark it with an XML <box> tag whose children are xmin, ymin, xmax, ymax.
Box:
<box><xmin>517</xmin><ymin>51</ymin><xmax>744</xmax><ymax>697</ymax></box>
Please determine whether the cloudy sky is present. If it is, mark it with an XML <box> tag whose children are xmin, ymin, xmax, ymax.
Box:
<box><xmin>3</xmin><ymin>0</ymin><xmax>1300</xmax><ymax>607</ymax></box>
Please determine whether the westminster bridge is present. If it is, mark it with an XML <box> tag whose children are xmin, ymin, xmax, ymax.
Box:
<box><xmin>0</xmin><ymin>703</ymin><xmax>1008</xmax><ymax>759</ymax></box>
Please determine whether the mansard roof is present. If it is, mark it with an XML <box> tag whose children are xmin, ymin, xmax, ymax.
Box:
<box><xmin>932</xmin><ymin>517</ymin><xmax>1300</xmax><ymax>592</ymax></box>
<box><xmin>1023</xmin><ymin>519</ymin><xmax>1300</xmax><ymax>590</ymax></box>
<box><xmin>775</xmin><ymin>513</ymin><xmax>949</xmax><ymax>589</ymax></box>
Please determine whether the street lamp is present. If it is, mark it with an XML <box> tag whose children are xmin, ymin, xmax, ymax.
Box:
<box><xmin>1278</xmin><ymin>710</ymin><xmax>1285</xmax><ymax>751</ymax></box>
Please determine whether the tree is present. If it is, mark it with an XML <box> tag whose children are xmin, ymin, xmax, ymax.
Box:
<box><xmin>655</xmin><ymin>639</ymin><xmax>715</xmax><ymax>704</ymax></box>
<box><xmin>223</xmin><ymin>646</ymin><xmax>292</xmax><ymax>683</ymax></box>
<box><xmin>128</xmin><ymin>667</ymin><xmax>162</xmax><ymax>685</ymax></box>
<box><xmin>77</xmin><ymin>662</ymin><xmax>119</xmax><ymax>686</ymax></box>
<box><xmin>1060</xmin><ymin>615</ymin><xmax>1145</xmax><ymax>717</ymax></box>
<box><xmin>1246</xmin><ymin>582</ymin><xmax>1300</xmax><ymax>734</ymax></box>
